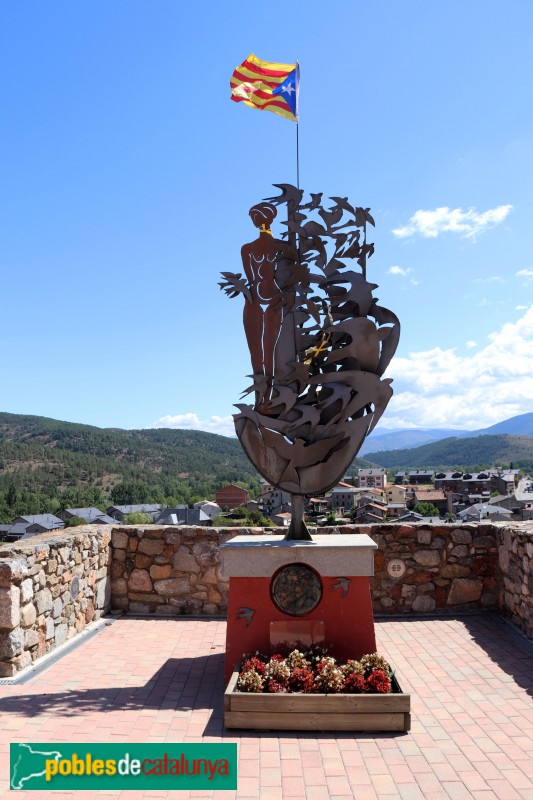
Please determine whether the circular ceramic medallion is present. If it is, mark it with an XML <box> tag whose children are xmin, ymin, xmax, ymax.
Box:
<box><xmin>271</xmin><ymin>564</ymin><xmax>322</xmax><ymax>616</ymax></box>
<box><xmin>387</xmin><ymin>558</ymin><xmax>406</xmax><ymax>579</ymax></box>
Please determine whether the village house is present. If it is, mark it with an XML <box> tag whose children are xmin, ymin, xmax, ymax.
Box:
<box><xmin>12</xmin><ymin>514</ymin><xmax>65</xmax><ymax>533</ymax></box>
<box><xmin>434</xmin><ymin>471</ymin><xmax>465</xmax><ymax>493</ymax></box>
<box><xmin>353</xmin><ymin>501</ymin><xmax>387</xmax><ymax>523</ymax></box>
<box><xmin>328</xmin><ymin>482</ymin><xmax>359</xmax><ymax>513</ymax></box>
<box><xmin>386</xmin><ymin>484</ymin><xmax>407</xmax><ymax>505</ymax></box>
<box><xmin>155</xmin><ymin>507</ymin><xmax>211</xmax><ymax>526</ymax></box>
<box><xmin>193</xmin><ymin>500</ymin><xmax>222</xmax><ymax>521</ymax></box>
<box><xmin>215</xmin><ymin>484</ymin><xmax>248</xmax><ymax>510</ymax></box>
<box><xmin>490</xmin><ymin>470</ymin><xmax>519</xmax><ymax>495</ymax></box>
<box><xmin>106</xmin><ymin>504</ymin><xmax>164</xmax><ymax>522</ymax></box>
<box><xmin>259</xmin><ymin>487</ymin><xmax>291</xmax><ymax>516</ymax></box>
<box><xmin>305</xmin><ymin>496</ymin><xmax>330</xmax><ymax>516</ymax></box>
<box><xmin>411</xmin><ymin>489</ymin><xmax>448</xmax><ymax>515</ymax></box>
<box><xmin>358</xmin><ymin>468</ymin><xmax>387</xmax><ymax>489</ymax></box>
<box><xmin>271</xmin><ymin>510</ymin><xmax>292</xmax><ymax>527</ymax></box>
<box><xmin>58</xmin><ymin>507</ymin><xmax>116</xmax><ymax>524</ymax></box>
<box><xmin>458</xmin><ymin>503</ymin><xmax>513</xmax><ymax>522</ymax></box>
<box><xmin>434</xmin><ymin>469</ymin><xmax>516</xmax><ymax>500</ymax></box>
<box><xmin>0</xmin><ymin>523</ymin><xmax>34</xmax><ymax>541</ymax></box>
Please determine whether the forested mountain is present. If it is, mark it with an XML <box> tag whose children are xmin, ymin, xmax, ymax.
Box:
<box><xmin>4</xmin><ymin>411</ymin><xmax>530</xmax><ymax>524</ymax></box>
<box><xmin>364</xmin><ymin>434</ymin><xmax>533</xmax><ymax>470</ymax></box>
<box><xmin>360</xmin><ymin>412</ymin><xmax>533</xmax><ymax>454</ymax></box>
<box><xmin>0</xmin><ymin>412</ymin><xmax>261</xmax><ymax>522</ymax></box>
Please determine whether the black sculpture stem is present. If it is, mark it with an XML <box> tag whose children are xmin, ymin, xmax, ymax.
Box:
<box><xmin>286</xmin><ymin>495</ymin><xmax>312</xmax><ymax>541</ymax></box>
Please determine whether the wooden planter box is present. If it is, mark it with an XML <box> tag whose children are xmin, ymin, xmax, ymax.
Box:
<box><xmin>224</xmin><ymin>667</ymin><xmax>411</xmax><ymax>732</ymax></box>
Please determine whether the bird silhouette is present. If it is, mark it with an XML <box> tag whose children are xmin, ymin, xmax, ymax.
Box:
<box><xmin>263</xmin><ymin>385</ymin><xmax>299</xmax><ymax>416</ymax></box>
<box><xmin>240</xmin><ymin>374</ymin><xmax>270</xmax><ymax>406</ymax></box>
<box><xmin>287</xmin><ymin>404</ymin><xmax>321</xmax><ymax>433</ymax></box>
<box><xmin>301</xmin><ymin>192</ymin><xmax>323</xmax><ymax>210</ymax></box>
<box><xmin>322</xmin><ymin>271</ymin><xmax>377</xmax><ymax>317</ymax></box>
<box><xmin>234</xmin><ymin>404</ymin><xmax>297</xmax><ymax>434</ymax></box>
<box><xmin>324</xmin><ymin>318</ymin><xmax>390</xmax><ymax>372</ymax></box>
<box><xmin>264</xmin><ymin>183</ymin><xmax>304</xmax><ymax>207</ymax></box>
<box><xmin>236</xmin><ymin>607</ymin><xmax>255</xmax><ymax>627</ymax></box>
<box><xmin>329</xmin><ymin>196</ymin><xmax>356</xmax><ymax>216</ymax></box>
<box><xmin>260</xmin><ymin>429</ymin><xmax>347</xmax><ymax>481</ymax></box>
<box><xmin>318</xmin><ymin>206</ymin><xmax>344</xmax><ymax>231</ymax></box>
<box><xmin>332</xmin><ymin>577</ymin><xmax>351</xmax><ymax>598</ymax></box>
<box><xmin>282</xmin><ymin>360</ymin><xmax>310</xmax><ymax>390</ymax></box>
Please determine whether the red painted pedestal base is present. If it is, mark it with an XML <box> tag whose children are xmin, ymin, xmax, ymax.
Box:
<box><xmin>224</xmin><ymin>574</ymin><xmax>376</xmax><ymax>684</ymax></box>
<box><xmin>220</xmin><ymin>534</ymin><xmax>378</xmax><ymax>686</ymax></box>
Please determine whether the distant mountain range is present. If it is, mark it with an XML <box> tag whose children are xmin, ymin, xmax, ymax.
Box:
<box><xmin>363</xmin><ymin>433</ymin><xmax>533</xmax><ymax>470</ymax></box>
<box><xmin>359</xmin><ymin>413</ymin><xmax>533</xmax><ymax>455</ymax></box>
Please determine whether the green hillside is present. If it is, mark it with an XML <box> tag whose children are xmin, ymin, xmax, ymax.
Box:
<box><xmin>0</xmin><ymin>412</ymin><xmax>260</xmax><ymax>522</ymax></box>
<box><xmin>364</xmin><ymin>434</ymin><xmax>533</xmax><ymax>470</ymax></box>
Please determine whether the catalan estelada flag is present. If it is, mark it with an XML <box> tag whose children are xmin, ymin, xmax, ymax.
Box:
<box><xmin>230</xmin><ymin>54</ymin><xmax>299</xmax><ymax>122</ymax></box>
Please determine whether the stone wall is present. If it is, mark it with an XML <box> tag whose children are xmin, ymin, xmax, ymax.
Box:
<box><xmin>498</xmin><ymin>526</ymin><xmax>533</xmax><ymax>638</ymax></box>
<box><xmin>110</xmin><ymin>526</ymin><xmax>232</xmax><ymax>616</ymax></box>
<box><xmin>0</xmin><ymin>526</ymin><xmax>111</xmax><ymax>677</ymax></box>
<box><xmin>110</xmin><ymin>524</ymin><xmax>510</xmax><ymax>618</ymax></box>
<box><xmin>365</xmin><ymin>522</ymin><xmax>501</xmax><ymax>614</ymax></box>
<box><xmin>1</xmin><ymin>521</ymin><xmax>531</xmax><ymax>676</ymax></box>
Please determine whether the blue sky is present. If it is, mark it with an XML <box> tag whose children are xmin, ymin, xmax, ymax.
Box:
<box><xmin>1</xmin><ymin>1</ymin><xmax>532</xmax><ymax>435</ymax></box>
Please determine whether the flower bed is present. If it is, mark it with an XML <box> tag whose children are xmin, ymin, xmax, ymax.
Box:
<box><xmin>224</xmin><ymin>649</ymin><xmax>411</xmax><ymax>732</ymax></box>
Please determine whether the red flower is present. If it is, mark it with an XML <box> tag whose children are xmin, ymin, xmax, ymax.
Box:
<box><xmin>289</xmin><ymin>667</ymin><xmax>315</xmax><ymax>693</ymax></box>
<box><xmin>315</xmin><ymin>658</ymin><xmax>333</xmax><ymax>674</ymax></box>
<box><xmin>366</xmin><ymin>669</ymin><xmax>391</xmax><ymax>694</ymax></box>
<box><xmin>344</xmin><ymin>674</ymin><xmax>366</xmax><ymax>694</ymax></box>
<box><xmin>241</xmin><ymin>657</ymin><xmax>266</xmax><ymax>676</ymax></box>
<box><xmin>270</xmin><ymin>653</ymin><xmax>285</xmax><ymax>663</ymax></box>
<box><xmin>266</xmin><ymin>679</ymin><xmax>288</xmax><ymax>694</ymax></box>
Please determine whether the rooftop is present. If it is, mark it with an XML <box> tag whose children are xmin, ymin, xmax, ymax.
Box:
<box><xmin>1</xmin><ymin>613</ymin><xmax>531</xmax><ymax>799</ymax></box>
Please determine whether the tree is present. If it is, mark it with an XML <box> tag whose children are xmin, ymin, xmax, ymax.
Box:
<box><xmin>248</xmin><ymin>510</ymin><xmax>274</xmax><ymax>527</ymax></box>
<box><xmin>124</xmin><ymin>511</ymin><xmax>154</xmax><ymax>524</ymax></box>
<box><xmin>6</xmin><ymin>485</ymin><xmax>17</xmax><ymax>508</ymax></box>
<box><xmin>65</xmin><ymin>516</ymin><xmax>86</xmax><ymax>527</ymax></box>
<box><xmin>413</xmin><ymin>502</ymin><xmax>440</xmax><ymax>517</ymax></box>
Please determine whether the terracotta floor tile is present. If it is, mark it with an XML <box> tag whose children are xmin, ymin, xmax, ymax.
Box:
<box><xmin>1</xmin><ymin>615</ymin><xmax>532</xmax><ymax>800</ymax></box>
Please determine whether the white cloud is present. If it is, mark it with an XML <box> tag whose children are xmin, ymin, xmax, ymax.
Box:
<box><xmin>387</xmin><ymin>265</ymin><xmax>419</xmax><ymax>285</ymax></box>
<box><xmin>393</xmin><ymin>204</ymin><xmax>513</xmax><ymax>240</ymax></box>
<box><xmin>149</xmin><ymin>412</ymin><xmax>235</xmax><ymax>437</ymax></box>
<box><xmin>383</xmin><ymin>305</ymin><xmax>533</xmax><ymax>429</ymax></box>
<box><xmin>473</xmin><ymin>276</ymin><xmax>505</xmax><ymax>284</ymax></box>
<box><xmin>516</xmin><ymin>269</ymin><xmax>533</xmax><ymax>284</ymax></box>
<box><xmin>152</xmin><ymin>307</ymin><xmax>533</xmax><ymax>435</ymax></box>
<box><xmin>516</xmin><ymin>305</ymin><xmax>528</xmax><ymax>310</ymax></box>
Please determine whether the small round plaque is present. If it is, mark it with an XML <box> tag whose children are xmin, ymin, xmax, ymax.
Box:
<box><xmin>271</xmin><ymin>564</ymin><xmax>322</xmax><ymax>616</ymax></box>
<box><xmin>387</xmin><ymin>558</ymin><xmax>406</xmax><ymax>579</ymax></box>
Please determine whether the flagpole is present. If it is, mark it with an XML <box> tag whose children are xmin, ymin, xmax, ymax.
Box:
<box><xmin>296</xmin><ymin>123</ymin><xmax>300</xmax><ymax>190</ymax></box>
<box><xmin>295</xmin><ymin>61</ymin><xmax>300</xmax><ymax>190</ymax></box>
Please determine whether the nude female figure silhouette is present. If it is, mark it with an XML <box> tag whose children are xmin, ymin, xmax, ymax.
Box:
<box><xmin>241</xmin><ymin>202</ymin><xmax>283</xmax><ymax>407</ymax></box>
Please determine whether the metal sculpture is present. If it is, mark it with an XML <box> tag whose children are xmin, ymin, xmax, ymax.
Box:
<box><xmin>220</xmin><ymin>184</ymin><xmax>400</xmax><ymax>540</ymax></box>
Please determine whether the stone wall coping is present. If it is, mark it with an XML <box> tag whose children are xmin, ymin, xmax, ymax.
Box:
<box><xmin>0</xmin><ymin>520</ymin><xmax>530</xmax><ymax>556</ymax></box>
<box><xmin>220</xmin><ymin>533</ymin><xmax>377</xmax><ymax>577</ymax></box>
<box><xmin>0</xmin><ymin>520</ymin><xmax>531</xmax><ymax>560</ymax></box>
<box><xmin>0</xmin><ymin>524</ymin><xmax>113</xmax><ymax>559</ymax></box>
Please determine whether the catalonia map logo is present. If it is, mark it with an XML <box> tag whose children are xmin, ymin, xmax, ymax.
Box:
<box><xmin>10</xmin><ymin>743</ymin><xmax>237</xmax><ymax>790</ymax></box>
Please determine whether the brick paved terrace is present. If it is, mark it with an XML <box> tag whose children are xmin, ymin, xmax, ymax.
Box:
<box><xmin>1</xmin><ymin>613</ymin><xmax>532</xmax><ymax>800</ymax></box>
